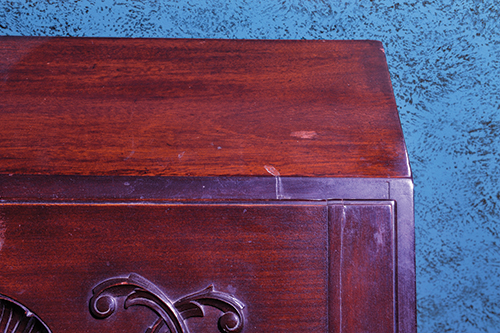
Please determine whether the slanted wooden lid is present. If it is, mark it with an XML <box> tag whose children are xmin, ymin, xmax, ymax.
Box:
<box><xmin>0</xmin><ymin>37</ymin><xmax>410</xmax><ymax>178</ymax></box>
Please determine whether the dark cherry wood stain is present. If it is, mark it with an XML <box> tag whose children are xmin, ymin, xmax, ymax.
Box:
<box><xmin>0</xmin><ymin>203</ymin><xmax>329</xmax><ymax>333</ymax></box>
<box><xmin>0</xmin><ymin>36</ymin><xmax>410</xmax><ymax>178</ymax></box>
<box><xmin>329</xmin><ymin>202</ymin><xmax>396</xmax><ymax>333</ymax></box>
<box><xmin>0</xmin><ymin>37</ymin><xmax>415</xmax><ymax>333</ymax></box>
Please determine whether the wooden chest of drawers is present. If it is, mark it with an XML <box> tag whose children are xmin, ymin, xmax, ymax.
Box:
<box><xmin>0</xmin><ymin>37</ymin><xmax>415</xmax><ymax>333</ymax></box>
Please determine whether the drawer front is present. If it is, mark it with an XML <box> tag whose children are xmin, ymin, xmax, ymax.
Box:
<box><xmin>0</xmin><ymin>201</ymin><xmax>394</xmax><ymax>333</ymax></box>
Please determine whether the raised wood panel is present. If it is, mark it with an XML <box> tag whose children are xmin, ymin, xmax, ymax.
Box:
<box><xmin>0</xmin><ymin>37</ymin><xmax>410</xmax><ymax>178</ymax></box>
<box><xmin>329</xmin><ymin>202</ymin><xmax>396</xmax><ymax>333</ymax></box>
<box><xmin>0</xmin><ymin>202</ymin><xmax>329</xmax><ymax>333</ymax></box>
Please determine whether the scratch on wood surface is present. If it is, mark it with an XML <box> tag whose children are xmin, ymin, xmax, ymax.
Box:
<box><xmin>290</xmin><ymin>131</ymin><xmax>318</xmax><ymax>139</ymax></box>
<box><xmin>339</xmin><ymin>203</ymin><xmax>346</xmax><ymax>333</ymax></box>
<box><xmin>0</xmin><ymin>215</ymin><xmax>6</xmax><ymax>252</ymax></box>
<box><xmin>374</xmin><ymin>230</ymin><xmax>384</xmax><ymax>246</ymax></box>
<box><xmin>124</xmin><ymin>136</ymin><xmax>136</xmax><ymax>160</ymax></box>
<box><xmin>264</xmin><ymin>165</ymin><xmax>285</xmax><ymax>199</ymax></box>
<box><xmin>264</xmin><ymin>165</ymin><xmax>280</xmax><ymax>177</ymax></box>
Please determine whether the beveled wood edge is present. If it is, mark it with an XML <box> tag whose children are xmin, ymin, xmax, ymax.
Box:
<box><xmin>327</xmin><ymin>200</ymin><xmax>397</xmax><ymax>333</ymax></box>
<box><xmin>0</xmin><ymin>175</ymin><xmax>404</xmax><ymax>202</ymax></box>
<box><xmin>390</xmin><ymin>179</ymin><xmax>417</xmax><ymax>333</ymax></box>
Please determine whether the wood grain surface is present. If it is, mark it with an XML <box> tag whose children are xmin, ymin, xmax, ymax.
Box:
<box><xmin>0</xmin><ymin>202</ymin><xmax>329</xmax><ymax>333</ymax></box>
<box><xmin>0</xmin><ymin>37</ymin><xmax>414</xmax><ymax>333</ymax></box>
<box><xmin>0</xmin><ymin>37</ymin><xmax>410</xmax><ymax>178</ymax></box>
<box><xmin>329</xmin><ymin>202</ymin><xmax>396</xmax><ymax>333</ymax></box>
<box><xmin>0</xmin><ymin>201</ymin><xmax>397</xmax><ymax>333</ymax></box>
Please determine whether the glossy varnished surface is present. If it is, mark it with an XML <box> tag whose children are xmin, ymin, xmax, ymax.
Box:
<box><xmin>0</xmin><ymin>203</ymin><xmax>329</xmax><ymax>332</ymax></box>
<box><xmin>329</xmin><ymin>202</ymin><xmax>396</xmax><ymax>333</ymax></box>
<box><xmin>0</xmin><ymin>37</ymin><xmax>410</xmax><ymax>178</ymax></box>
<box><xmin>0</xmin><ymin>201</ymin><xmax>398</xmax><ymax>333</ymax></box>
<box><xmin>0</xmin><ymin>37</ymin><xmax>415</xmax><ymax>333</ymax></box>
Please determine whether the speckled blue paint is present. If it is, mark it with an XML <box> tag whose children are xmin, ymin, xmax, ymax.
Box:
<box><xmin>1</xmin><ymin>1</ymin><xmax>499</xmax><ymax>332</ymax></box>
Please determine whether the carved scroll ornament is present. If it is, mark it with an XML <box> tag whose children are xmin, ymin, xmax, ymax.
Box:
<box><xmin>89</xmin><ymin>273</ymin><xmax>245</xmax><ymax>333</ymax></box>
<box><xmin>0</xmin><ymin>294</ymin><xmax>52</xmax><ymax>333</ymax></box>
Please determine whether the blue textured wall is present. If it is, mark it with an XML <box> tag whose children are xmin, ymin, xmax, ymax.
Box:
<box><xmin>1</xmin><ymin>1</ymin><xmax>499</xmax><ymax>332</ymax></box>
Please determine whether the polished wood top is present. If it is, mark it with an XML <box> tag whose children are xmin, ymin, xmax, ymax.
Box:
<box><xmin>0</xmin><ymin>37</ymin><xmax>410</xmax><ymax>178</ymax></box>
